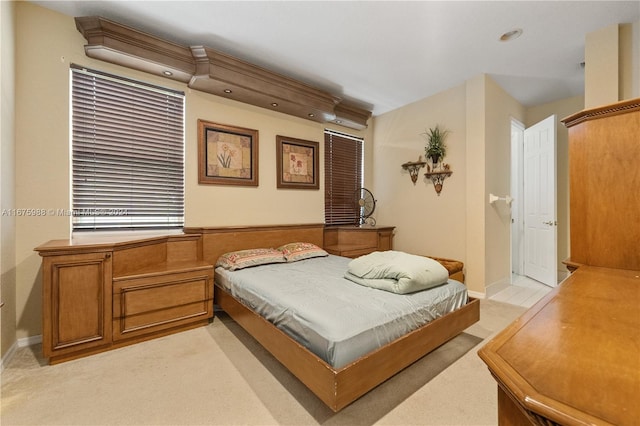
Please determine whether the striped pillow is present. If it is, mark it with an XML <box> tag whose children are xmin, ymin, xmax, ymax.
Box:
<box><xmin>278</xmin><ymin>242</ymin><xmax>328</xmax><ymax>262</ymax></box>
<box><xmin>216</xmin><ymin>248</ymin><xmax>286</xmax><ymax>270</ymax></box>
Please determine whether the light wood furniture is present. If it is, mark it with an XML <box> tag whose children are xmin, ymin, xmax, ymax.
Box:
<box><xmin>479</xmin><ymin>98</ymin><xmax>640</xmax><ymax>425</ymax></box>
<box><xmin>425</xmin><ymin>256</ymin><xmax>465</xmax><ymax>283</ymax></box>
<box><xmin>323</xmin><ymin>225</ymin><xmax>395</xmax><ymax>258</ymax></box>
<box><xmin>35</xmin><ymin>234</ymin><xmax>214</xmax><ymax>364</ymax></box>
<box><xmin>184</xmin><ymin>224</ymin><xmax>479</xmax><ymax>412</ymax></box>
<box><xmin>478</xmin><ymin>266</ymin><xmax>640</xmax><ymax>425</ymax></box>
<box><xmin>184</xmin><ymin>223</ymin><xmax>326</xmax><ymax>262</ymax></box>
<box><xmin>562</xmin><ymin>98</ymin><xmax>640</xmax><ymax>271</ymax></box>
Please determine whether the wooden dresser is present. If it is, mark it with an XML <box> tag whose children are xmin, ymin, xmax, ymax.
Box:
<box><xmin>323</xmin><ymin>225</ymin><xmax>395</xmax><ymax>258</ymax></box>
<box><xmin>478</xmin><ymin>266</ymin><xmax>639</xmax><ymax>425</ymax></box>
<box><xmin>35</xmin><ymin>234</ymin><xmax>214</xmax><ymax>364</ymax></box>
<box><xmin>479</xmin><ymin>98</ymin><xmax>640</xmax><ymax>425</ymax></box>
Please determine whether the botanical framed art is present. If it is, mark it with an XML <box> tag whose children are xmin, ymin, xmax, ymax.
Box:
<box><xmin>198</xmin><ymin>119</ymin><xmax>259</xmax><ymax>186</ymax></box>
<box><xmin>276</xmin><ymin>135</ymin><xmax>319</xmax><ymax>190</ymax></box>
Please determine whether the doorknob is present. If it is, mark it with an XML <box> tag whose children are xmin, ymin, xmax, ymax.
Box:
<box><xmin>543</xmin><ymin>221</ymin><xmax>557</xmax><ymax>226</ymax></box>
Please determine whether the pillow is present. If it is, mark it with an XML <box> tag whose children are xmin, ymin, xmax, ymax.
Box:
<box><xmin>277</xmin><ymin>242</ymin><xmax>328</xmax><ymax>262</ymax></box>
<box><xmin>216</xmin><ymin>248</ymin><xmax>285</xmax><ymax>271</ymax></box>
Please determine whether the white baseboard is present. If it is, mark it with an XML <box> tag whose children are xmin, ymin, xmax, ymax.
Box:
<box><xmin>558</xmin><ymin>270</ymin><xmax>570</xmax><ymax>284</ymax></box>
<box><xmin>1</xmin><ymin>335</ymin><xmax>42</xmax><ymax>373</ymax></box>
<box><xmin>467</xmin><ymin>290</ymin><xmax>486</xmax><ymax>299</ymax></box>
<box><xmin>1</xmin><ymin>341</ymin><xmax>17</xmax><ymax>372</ymax></box>
<box><xmin>485</xmin><ymin>277</ymin><xmax>511</xmax><ymax>298</ymax></box>
<box><xmin>19</xmin><ymin>334</ymin><xmax>42</xmax><ymax>347</ymax></box>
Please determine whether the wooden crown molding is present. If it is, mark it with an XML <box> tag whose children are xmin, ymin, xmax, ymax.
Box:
<box><xmin>75</xmin><ymin>16</ymin><xmax>371</xmax><ymax>129</ymax></box>
<box><xmin>75</xmin><ymin>16</ymin><xmax>196</xmax><ymax>84</ymax></box>
<box><xmin>561</xmin><ymin>97</ymin><xmax>640</xmax><ymax>128</ymax></box>
<box><xmin>334</xmin><ymin>102</ymin><xmax>372</xmax><ymax>130</ymax></box>
<box><xmin>189</xmin><ymin>46</ymin><xmax>340</xmax><ymax>124</ymax></box>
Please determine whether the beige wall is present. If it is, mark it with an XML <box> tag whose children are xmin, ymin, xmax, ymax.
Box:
<box><xmin>372</xmin><ymin>75</ymin><xmax>586</xmax><ymax>296</ymax></box>
<box><xmin>1</xmin><ymin>0</ymin><xmax>17</xmax><ymax>360</ymax></box>
<box><xmin>463</xmin><ymin>75</ymin><xmax>487</xmax><ymax>295</ymax></box>
<box><xmin>184</xmin><ymin>89</ymin><xmax>375</xmax><ymax>226</ymax></box>
<box><xmin>483</xmin><ymin>77</ymin><xmax>526</xmax><ymax>292</ymax></box>
<box><xmin>12</xmin><ymin>2</ymin><xmax>368</xmax><ymax>339</ymax></box>
<box><xmin>372</xmin><ymin>83</ymin><xmax>467</xmax><ymax>270</ymax></box>
<box><xmin>585</xmin><ymin>24</ymin><xmax>619</xmax><ymax>108</ymax></box>
<box><xmin>585</xmin><ymin>21</ymin><xmax>640</xmax><ymax>107</ymax></box>
<box><xmin>372</xmin><ymin>74</ymin><xmax>526</xmax><ymax>296</ymax></box>
<box><xmin>619</xmin><ymin>21</ymin><xmax>640</xmax><ymax>101</ymax></box>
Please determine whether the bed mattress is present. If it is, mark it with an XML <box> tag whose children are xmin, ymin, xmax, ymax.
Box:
<box><xmin>215</xmin><ymin>254</ymin><xmax>468</xmax><ymax>369</ymax></box>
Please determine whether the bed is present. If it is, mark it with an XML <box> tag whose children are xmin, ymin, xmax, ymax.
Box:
<box><xmin>184</xmin><ymin>224</ymin><xmax>480</xmax><ymax>411</ymax></box>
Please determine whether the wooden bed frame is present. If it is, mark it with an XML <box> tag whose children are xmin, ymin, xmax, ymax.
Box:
<box><xmin>184</xmin><ymin>224</ymin><xmax>480</xmax><ymax>412</ymax></box>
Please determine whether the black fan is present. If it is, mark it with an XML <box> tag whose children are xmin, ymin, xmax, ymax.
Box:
<box><xmin>355</xmin><ymin>188</ymin><xmax>376</xmax><ymax>225</ymax></box>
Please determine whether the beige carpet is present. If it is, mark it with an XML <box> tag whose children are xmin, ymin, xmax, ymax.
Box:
<box><xmin>1</xmin><ymin>299</ymin><xmax>526</xmax><ymax>425</ymax></box>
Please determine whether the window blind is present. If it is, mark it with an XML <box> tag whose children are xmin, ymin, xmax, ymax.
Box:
<box><xmin>71</xmin><ymin>65</ymin><xmax>185</xmax><ymax>231</ymax></box>
<box><xmin>324</xmin><ymin>129</ymin><xmax>364</xmax><ymax>226</ymax></box>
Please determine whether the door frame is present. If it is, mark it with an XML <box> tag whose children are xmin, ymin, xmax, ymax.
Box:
<box><xmin>510</xmin><ymin>118</ymin><xmax>525</xmax><ymax>279</ymax></box>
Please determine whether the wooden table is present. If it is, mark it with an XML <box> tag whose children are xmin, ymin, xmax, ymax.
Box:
<box><xmin>478</xmin><ymin>266</ymin><xmax>640</xmax><ymax>425</ymax></box>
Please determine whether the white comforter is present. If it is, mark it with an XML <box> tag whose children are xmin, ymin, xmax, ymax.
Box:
<box><xmin>345</xmin><ymin>251</ymin><xmax>449</xmax><ymax>294</ymax></box>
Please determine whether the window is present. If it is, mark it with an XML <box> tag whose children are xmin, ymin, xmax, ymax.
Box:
<box><xmin>324</xmin><ymin>129</ymin><xmax>364</xmax><ymax>225</ymax></box>
<box><xmin>71</xmin><ymin>65</ymin><xmax>185</xmax><ymax>232</ymax></box>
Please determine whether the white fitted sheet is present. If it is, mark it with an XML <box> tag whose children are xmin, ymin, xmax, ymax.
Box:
<box><xmin>215</xmin><ymin>254</ymin><xmax>468</xmax><ymax>369</ymax></box>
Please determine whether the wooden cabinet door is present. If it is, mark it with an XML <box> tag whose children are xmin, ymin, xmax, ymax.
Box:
<box><xmin>112</xmin><ymin>268</ymin><xmax>213</xmax><ymax>341</ymax></box>
<box><xmin>42</xmin><ymin>252</ymin><xmax>112</xmax><ymax>359</ymax></box>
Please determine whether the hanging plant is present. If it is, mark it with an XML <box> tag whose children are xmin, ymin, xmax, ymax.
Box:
<box><xmin>422</xmin><ymin>125</ymin><xmax>450</xmax><ymax>165</ymax></box>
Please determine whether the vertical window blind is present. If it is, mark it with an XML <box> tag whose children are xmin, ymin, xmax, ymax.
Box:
<box><xmin>324</xmin><ymin>129</ymin><xmax>364</xmax><ymax>225</ymax></box>
<box><xmin>71</xmin><ymin>65</ymin><xmax>185</xmax><ymax>231</ymax></box>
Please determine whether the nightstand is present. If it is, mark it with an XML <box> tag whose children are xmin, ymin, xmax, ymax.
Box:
<box><xmin>324</xmin><ymin>226</ymin><xmax>395</xmax><ymax>258</ymax></box>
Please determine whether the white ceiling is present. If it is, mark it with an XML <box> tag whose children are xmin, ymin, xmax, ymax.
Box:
<box><xmin>32</xmin><ymin>1</ymin><xmax>640</xmax><ymax>116</ymax></box>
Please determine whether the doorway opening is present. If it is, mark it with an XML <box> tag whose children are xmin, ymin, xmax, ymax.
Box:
<box><xmin>510</xmin><ymin>116</ymin><xmax>558</xmax><ymax>288</ymax></box>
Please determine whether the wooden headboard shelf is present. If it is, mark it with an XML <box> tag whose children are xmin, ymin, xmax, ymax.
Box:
<box><xmin>184</xmin><ymin>223</ymin><xmax>325</xmax><ymax>265</ymax></box>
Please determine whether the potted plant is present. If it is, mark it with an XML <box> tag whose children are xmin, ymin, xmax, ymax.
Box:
<box><xmin>422</xmin><ymin>125</ymin><xmax>450</xmax><ymax>165</ymax></box>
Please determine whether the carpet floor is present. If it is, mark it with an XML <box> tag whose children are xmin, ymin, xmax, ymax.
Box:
<box><xmin>1</xmin><ymin>299</ymin><xmax>526</xmax><ymax>425</ymax></box>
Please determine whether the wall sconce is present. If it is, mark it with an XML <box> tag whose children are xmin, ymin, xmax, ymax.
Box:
<box><xmin>401</xmin><ymin>157</ymin><xmax>427</xmax><ymax>185</ymax></box>
<box><xmin>424</xmin><ymin>163</ymin><xmax>452</xmax><ymax>195</ymax></box>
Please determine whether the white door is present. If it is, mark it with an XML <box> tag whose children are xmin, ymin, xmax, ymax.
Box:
<box><xmin>523</xmin><ymin>115</ymin><xmax>557</xmax><ymax>287</ymax></box>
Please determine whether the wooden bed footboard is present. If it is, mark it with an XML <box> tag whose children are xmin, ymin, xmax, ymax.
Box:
<box><xmin>215</xmin><ymin>284</ymin><xmax>480</xmax><ymax>412</ymax></box>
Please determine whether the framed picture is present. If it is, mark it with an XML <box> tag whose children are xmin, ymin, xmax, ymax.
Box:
<box><xmin>198</xmin><ymin>119</ymin><xmax>259</xmax><ymax>186</ymax></box>
<box><xmin>276</xmin><ymin>135</ymin><xmax>319</xmax><ymax>190</ymax></box>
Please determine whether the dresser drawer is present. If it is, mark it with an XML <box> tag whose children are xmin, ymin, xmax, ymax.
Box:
<box><xmin>113</xmin><ymin>268</ymin><xmax>213</xmax><ymax>340</ymax></box>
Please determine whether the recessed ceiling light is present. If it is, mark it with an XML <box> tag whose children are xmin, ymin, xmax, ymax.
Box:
<box><xmin>335</xmin><ymin>119</ymin><xmax>343</xmax><ymax>124</ymax></box>
<box><xmin>499</xmin><ymin>28</ymin><xmax>523</xmax><ymax>42</ymax></box>
<box><xmin>162</xmin><ymin>70</ymin><xmax>173</xmax><ymax>76</ymax></box>
<box><xmin>308</xmin><ymin>113</ymin><xmax>315</xmax><ymax>118</ymax></box>
<box><xmin>223</xmin><ymin>89</ymin><xmax>232</xmax><ymax>94</ymax></box>
<box><xmin>271</xmin><ymin>102</ymin><xmax>278</xmax><ymax>107</ymax></box>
